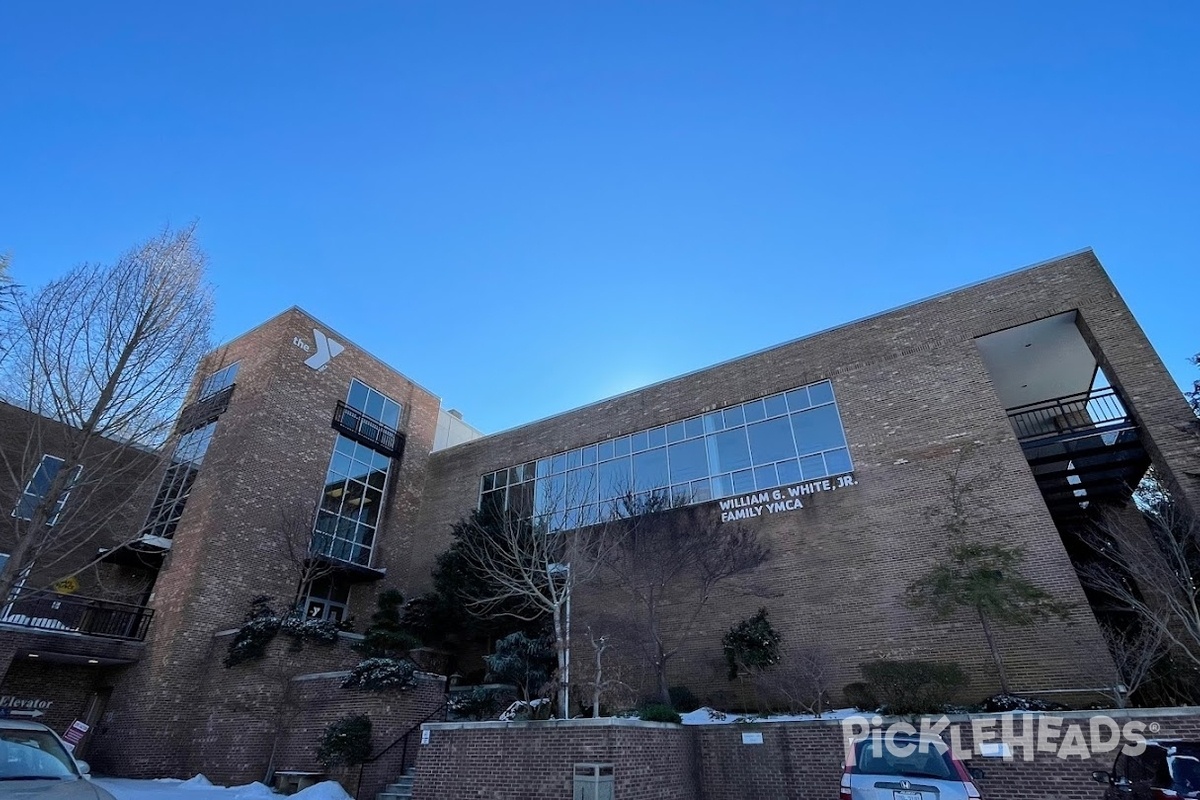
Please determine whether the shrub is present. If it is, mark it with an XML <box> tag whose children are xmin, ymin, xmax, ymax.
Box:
<box><xmin>449</xmin><ymin>686</ymin><xmax>507</xmax><ymax>721</ymax></box>
<box><xmin>639</xmin><ymin>703</ymin><xmax>683</xmax><ymax>724</ymax></box>
<box><xmin>722</xmin><ymin>608</ymin><xmax>782</xmax><ymax>679</ymax></box>
<box><xmin>980</xmin><ymin>692</ymin><xmax>1067</xmax><ymax>713</ymax></box>
<box><xmin>341</xmin><ymin>657</ymin><xmax>417</xmax><ymax>691</ymax></box>
<box><xmin>316</xmin><ymin>714</ymin><xmax>372</xmax><ymax>769</ymax></box>
<box><xmin>843</xmin><ymin>681</ymin><xmax>879</xmax><ymax>712</ymax></box>
<box><xmin>279</xmin><ymin>613</ymin><xmax>341</xmax><ymax>646</ymax></box>
<box><xmin>484</xmin><ymin>631</ymin><xmax>556</xmax><ymax>701</ymax></box>
<box><xmin>224</xmin><ymin>596</ymin><xmax>281</xmax><ymax>667</ymax></box>
<box><xmin>356</xmin><ymin>589</ymin><xmax>420</xmax><ymax>658</ymax></box>
<box><xmin>860</xmin><ymin>660</ymin><xmax>969</xmax><ymax>715</ymax></box>
<box><xmin>669</xmin><ymin>686</ymin><xmax>701</xmax><ymax>713</ymax></box>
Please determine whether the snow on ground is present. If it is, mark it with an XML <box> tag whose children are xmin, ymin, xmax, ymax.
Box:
<box><xmin>679</xmin><ymin>707</ymin><xmax>862</xmax><ymax>725</ymax></box>
<box><xmin>93</xmin><ymin>776</ymin><xmax>352</xmax><ymax>800</ymax></box>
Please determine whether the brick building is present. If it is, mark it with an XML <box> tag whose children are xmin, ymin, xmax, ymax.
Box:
<box><xmin>2</xmin><ymin>249</ymin><xmax>1196</xmax><ymax>780</ymax></box>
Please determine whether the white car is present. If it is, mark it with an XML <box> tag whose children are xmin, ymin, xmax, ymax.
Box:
<box><xmin>0</xmin><ymin>719</ymin><xmax>115</xmax><ymax>800</ymax></box>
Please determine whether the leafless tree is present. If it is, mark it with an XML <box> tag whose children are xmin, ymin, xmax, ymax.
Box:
<box><xmin>452</xmin><ymin>482</ymin><xmax>617</xmax><ymax>719</ymax></box>
<box><xmin>581</xmin><ymin>625</ymin><xmax>635</xmax><ymax>718</ymax></box>
<box><xmin>1082</xmin><ymin>493</ymin><xmax>1200</xmax><ymax>671</ymax></box>
<box><xmin>600</xmin><ymin>494</ymin><xmax>770</xmax><ymax>706</ymax></box>
<box><xmin>1099</xmin><ymin>623</ymin><xmax>1166</xmax><ymax>708</ymax></box>
<box><xmin>274</xmin><ymin>502</ymin><xmax>337</xmax><ymax>614</ymax></box>
<box><xmin>752</xmin><ymin>642</ymin><xmax>834</xmax><ymax>716</ymax></box>
<box><xmin>0</xmin><ymin>225</ymin><xmax>214</xmax><ymax>601</ymax></box>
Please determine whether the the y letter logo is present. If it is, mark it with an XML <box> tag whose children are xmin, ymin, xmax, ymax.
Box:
<box><xmin>304</xmin><ymin>329</ymin><xmax>345</xmax><ymax>370</ymax></box>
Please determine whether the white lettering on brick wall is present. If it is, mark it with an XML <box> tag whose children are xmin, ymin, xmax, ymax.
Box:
<box><xmin>718</xmin><ymin>474</ymin><xmax>857</xmax><ymax>523</ymax></box>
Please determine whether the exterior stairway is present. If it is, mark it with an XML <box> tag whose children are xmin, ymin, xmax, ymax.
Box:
<box><xmin>376</xmin><ymin>767</ymin><xmax>417</xmax><ymax>800</ymax></box>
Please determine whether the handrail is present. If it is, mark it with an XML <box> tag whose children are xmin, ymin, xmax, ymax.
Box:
<box><xmin>353</xmin><ymin>699</ymin><xmax>449</xmax><ymax>799</ymax></box>
<box><xmin>0</xmin><ymin>587</ymin><xmax>155</xmax><ymax>641</ymax></box>
<box><xmin>333</xmin><ymin>400</ymin><xmax>405</xmax><ymax>458</ymax></box>
<box><xmin>1005</xmin><ymin>387</ymin><xmax>1135</xmax><ymax>445</ymax></box>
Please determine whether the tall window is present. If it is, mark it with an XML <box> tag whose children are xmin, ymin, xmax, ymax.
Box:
<box><xmin>480</xmin><ymin>379</ymin><xmax>853</xmax><ymax>531</ymax></box>
<box><xmin>12</xmin><ymin>455</ymin><xmax>82</xmax><ymax>525</ymax></box>
<box><xmin>312</xmin><ymin>380</ymin><xmax>402</xmax><ymax>567</ymax></box>
<box><xmin>199</xmin><ymin>362</ymin><xmax>240</xmax><ymax>400</ymax></box>
<box><xmin>140</xmin><ymin>422</ymin><xmax>217</xmax><ymax>540</ymax></box>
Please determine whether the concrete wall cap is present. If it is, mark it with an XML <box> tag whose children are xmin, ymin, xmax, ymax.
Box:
<box><xmin>422</xmin><ymin>718</ymin><xmax>684</xmax><ymax>732</ymax></box>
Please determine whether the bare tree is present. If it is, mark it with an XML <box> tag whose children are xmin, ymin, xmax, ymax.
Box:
<box><xmin>274</xmin><ymin>502</ymin><xmax>337</xmax><ymax>614</ymax></box>
<box><xmin>752</xmin><ymin>642</ymin><xmax>834</xmax><ymax>716</ymax></box>
<box><xmin>452</xmin><ymin>499</ymin><xmax>615</xmax><ymax>719</ymax></box>
<box><xmin>1099</xmin><ymin>623</ymin><xmax>1166</xmax><ymax>708</ymax></box>
<box><xmin>1082</xmin><ymin>494</ymin><xmax>1200</xmax><ymax>671</ymax></box>
<box><xmin>600</xmin><ymin>494</ymin><xmax>770</xmax><ymax>706</ymax></box>
<box><xmin>0</xmin><ymin>225</ymin><xmax>214</xmax><ymax>600</ymax></box>
<box><xmin>581</xmin><ymin>625</ymin><xmax>634</xmax><ymax>718</ymax></box>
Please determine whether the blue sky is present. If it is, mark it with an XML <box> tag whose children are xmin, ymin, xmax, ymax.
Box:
<box><xmin>2</xmin><ymin>1</ymin><xmax>1196</xmax><ymax>433</ymax></box>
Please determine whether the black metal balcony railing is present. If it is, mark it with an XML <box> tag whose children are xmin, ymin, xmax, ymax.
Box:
<box><xmin>175</xmin><ymin>384</ymin><xmax>236</xmax><ymax>434</ymax></box>
<box><xmin>1006</xmin><ymin>387</ymin><xmax>1136</xmax><ymax>446</ymax></box>
<box><xmin>333</xmin><ymin>400</ymin><xmax>405</xmax><ymax>459</ymax></box>
<box><xmin>0</xmin><ymin>588</ymin><xmax>155</xmax><ymax>641</ymax></box>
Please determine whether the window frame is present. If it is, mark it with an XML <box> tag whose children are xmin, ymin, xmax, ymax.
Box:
<box><xmin>12</xmin><ymin>455</ymin><xmax>83</xmax><ymax>526</ymax></box>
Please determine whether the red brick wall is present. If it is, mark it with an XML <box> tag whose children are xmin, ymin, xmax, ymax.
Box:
<box><xmin>412</xmin><ymin>719</ymin><xmax>700</xmax><ymax>800</ymax></box>
<box><xmin>413</xmin><ymin>708</ymin><xmax>1200</xmax><ymax>800</ymax></box>
<box><xmin>95</xmin><ymin>308</ymin><xmax>444</xmax><ymax>776</ymax></box>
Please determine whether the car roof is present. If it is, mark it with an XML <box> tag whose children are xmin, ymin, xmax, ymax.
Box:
<box><xmin>0</xmin><ymin>719</ymin><xmax>54</xmax><ymax>732</ymax></box>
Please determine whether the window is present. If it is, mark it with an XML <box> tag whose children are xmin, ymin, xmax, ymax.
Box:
<box><xmin>140</xmin><ymin>422</ymin><xmax>216</xmax><ymax>539</ymax></box>
<box><xmin>12</xmin><ymin>455</ymin><xmax>82</xmax><ymax>525</ymax></box>
<box><xmin>302</xmin><ymin>576</ymin><xmax>350</xmax><ymax>623</ymax></box>
<box><xmin>199</xmin><ymin>362</ymin><xmax>240</xmax><ymax>400</ymax></box>
<box><xmin>311</xmin><ymin>380</ymin><xmax>402</xmax><ymax>567</ymax></box>
<box><xmin>479</xmin><ymin>379</ymin><xmax>853</xmax><ymax>531</ymax></box>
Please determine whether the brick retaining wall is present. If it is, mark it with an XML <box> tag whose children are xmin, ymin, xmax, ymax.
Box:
<box><xmin>415</xmin><ymin>707</ymin><xmax>1200</xmax><ymax>800</ymax></box>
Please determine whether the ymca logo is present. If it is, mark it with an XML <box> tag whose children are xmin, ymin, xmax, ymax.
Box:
<box><xmin>293</xmin><ymin>329</ymin><xmax>345</xmax><ymax>370</ymax></box>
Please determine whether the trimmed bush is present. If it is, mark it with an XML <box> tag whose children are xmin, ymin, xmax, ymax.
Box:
<box><xmin>860</xmin><ymin>659</ymin><xmax>968</xmax><ymax>715</ymax></box>
<box><xmin>843</xmin><ymin>681</ymin><xmax>879</xmax><ymax>712</ymax></box>
<box><xmin>341</xmin><ymin>657</ymin><xmax>417</xmax><ymax>691</ymax></box>
<box><xmin>316</xmin><ymin>714</ymin><xmax>372</xmax><ymax>769</ymax></box>
<box><xmin>639</xmin><ymin>703</ymin><xmax>683</xmax><ymax>724</ymax></box>
<box><xmin>449</xmin><ymin>686</ymin><xmax>507</xmax><ymax>721</ymax></box>
<box><xmin>669</xmin><ymin>685</ymin><xmax>701</xmax><ymax>713</ymax></box>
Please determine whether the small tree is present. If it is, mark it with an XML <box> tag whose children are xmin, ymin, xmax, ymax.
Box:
<box><xmin>904</xmin><ymin>450</ymin><xmax>1073</xmax><ymax>694</ymax></box>
<box><xmin>1188</xmin><ymin>352</ymin><xmax>1199</xmax><ymax>417</ymax></box>
<box><xmin>452</xmin><ymin>498</ymin><xmax>615</xmax><ymax>718</ymax></box>
<box><xmin>0</xmin><ymin>226</ymin><xmax>214</xmax><ymax>600</ymax></box>
<box><xmin>602</xmin><ymin>495</ymin><xmax>770</xmax><ymax>705</ymax></box>
<box><xmin>753</xmin><ymin>643</ymin><xmax>834</xmax><ymax>716</ymax></box>
<box><xmin>316</xmin><ymin>715</ymin><xmax>372</xmax><ymax>770</ymax></box>
<box><xmin>1100</xmin><ymin>623</ymin><xmax>1166</xmax><ymax>708</ymax></box>
<box><xmin>484</xmin><ymin>630</ymin><xmax>556</xmax><ymax>702</ymax></box>
<box><xmin>356</xmin><ymin>590</ymin><xmax>420</xmax><ymax>658</ymax></box>
<box><xmin>275</xmin><ymin>503</ymin><xmax>337</xmax><ymax>614</ymax></box>
<box><xmin>723</xmin><ymin>608</ymin><xmax>782</xmax><ymax>680</ymax></box>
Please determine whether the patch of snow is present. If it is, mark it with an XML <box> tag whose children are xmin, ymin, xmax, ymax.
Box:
<box><xmin>679</xmin><ymin>706</ymin><xmax>862</xmax><ymax>725</ymax></box>
<box><xmin>94</xmin><ymin>776</ymin><xmax>282</xmax><ymax>800</ymax></box>
<box><xmin>291</xmin><ymin>781</ymin><xmax>353</xmax><ymax>800</ymax></box>
<box><xmin>179</xmin><ymin>775</ymin><xmax>215</xmax><ymax>789</ymax></box>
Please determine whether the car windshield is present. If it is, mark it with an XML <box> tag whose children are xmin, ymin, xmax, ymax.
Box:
<box><xmin>1170</xmin><ymin>754</ymin><xmax>1200</xmax><ymax>795</ymax></box>
<box><xmin>0</xmin><ymin>728</ymin><xmax>79</xmax><ymax>780</ymax></box>
<box><xmin>852</xmin><ymin>738</ymin><xmax>957</xmax><ymax>780</ymax></box>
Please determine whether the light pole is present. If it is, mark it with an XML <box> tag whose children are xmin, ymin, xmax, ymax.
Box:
<box><xmin>549</xmin><ymin>562</ymin><xmax>571</xmax><ymax>718</ymax></box>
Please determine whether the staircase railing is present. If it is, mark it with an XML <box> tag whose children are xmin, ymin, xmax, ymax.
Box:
<box><xmin>354</xmin><ymin>700</ymin><xmax>449</xmax><ymax>799</ymax></box>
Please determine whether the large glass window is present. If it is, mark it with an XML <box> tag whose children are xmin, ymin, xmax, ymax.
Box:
<box><xmin>199</xmin><ymin>361</ymin><xmax>240</xmax><ymax>400</ymax></box>
<box><xmin>12</xmin><ymin>455</ymin><xmax>82</xmax><ymax>525</ymax></box>
<box><xmin>311</xmin><ymin>380</ymin><xmax>401</xmax><ymax>567</ymax></box>
<box><xmin>479</xmin><ymin>379</ymin><xmax>853</xmax><ymax>532</ymax></box>
<box><xmin>140</xmin><ymin>423</ymin><xmax>216</xmax><ymax>539</ymax></box>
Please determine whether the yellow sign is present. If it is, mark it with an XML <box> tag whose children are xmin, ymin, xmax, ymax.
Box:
<box><xmin>53</xmin><ymin>576</ymin><xmax>79</xmax><ymax>595</ymax></box>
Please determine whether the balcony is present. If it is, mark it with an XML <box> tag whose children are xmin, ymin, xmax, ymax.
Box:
<box><xmin>332</xmin><ymin>400</ymin><xmax>405</xmax><ymax>459</ymax></box>
<box><xmin>176</xmin><ymin>384</ymin><xmax>236</xmax><ymax>434</ymax></box>
<box><xmin>1006</xmin><ymin>387</ymin><xmax>1151</xmax><ymax>523</ymax></box>
<box><xmin>0</xmin><ymin>588</ymin><xmax>155</xmax><ymax>641</ymax></box>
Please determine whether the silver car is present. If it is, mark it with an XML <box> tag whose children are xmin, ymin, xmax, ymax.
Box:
<box><xmin>840</xmin><ymin>734</ymin><xmax>984</xmax><ymax>799</ymax></box>
<box><xmin>0</xmin><ymin>719</ymin><xmax>115</xmax><ymax>800</ymax></box>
